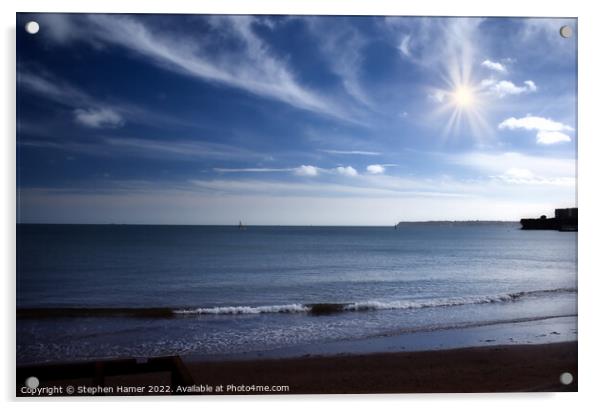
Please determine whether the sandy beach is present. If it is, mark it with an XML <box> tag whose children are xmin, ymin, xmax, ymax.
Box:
<box><xmin>185</xmin><ymin>341</ymin><xmax>577</xmax><ymax>394</ymax></box>
<box><xmin>17</xmin><ymin>341</ymin><xmax>577</xmax><ymax>395</ymax></box>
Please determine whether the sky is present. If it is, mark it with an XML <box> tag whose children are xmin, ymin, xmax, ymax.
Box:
<box><xmin>16</xmin><ymin>14</ymin><xmax>577</xmax><ymax>225</ymax></box>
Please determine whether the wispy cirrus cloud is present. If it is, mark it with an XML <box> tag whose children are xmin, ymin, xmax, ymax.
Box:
<box><xmin>35</xmin><ymin>14</ymin><xmax>354</xmax><ymax>122</ymax></box>
<box><xmin>491</xmin><ymin>167</ymin><xmax>574</xmax><ymax>186</ymax></box>
<box><xmin>517</xmin><ymin>18</ymin><xmax>577</xmax><ymax>60</ymax></box>
<box><xmin>302</xmin><ymin>17</ymin><xmax>373</xmax><ymax>109</ymax></box>
<box><xmin>319</xmin><ymin>149</ymin><xmax>381</xmax><ymax>156</ymax></box>
<box><xmin>214</xmin><ymin>165</ymin><xmax>324</xmax><ymax>177</ymax></box>
<box><xmin>214</xmin><ymin>167</ymin><xmax>293</xmax><ymax>173</ymax></box>
<box><xmin>104</xmin><ymin>137</ymin><xmax>262</xmax><ymax>160</ymax></box>
<box><xmin>187</xmin><ymin>176</ymin><xmax>474</xmax><ymax>199</ymax></box>
<box><xmin>389</xmin><ymin>17</ymin><xmax>485</xmax><ymax>82</ymax></box>
<box><xmin>18</xmin><ymin>69</ymin><xmax>89</xmax><ymax>105</ymax></box>
<box><xmin>20</xmin><ymin>135</ymin><xmax>264</xmax><ymax>162</ymax></box>
<box><xmin>398</xmin><ymin>35</ymin><xmax>412</xmax><ymax>57</ymax></box>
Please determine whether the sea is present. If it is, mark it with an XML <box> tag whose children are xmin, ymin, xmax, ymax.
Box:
<box><xmin>16</xmin><ymin>223</ymin><xmax>577</xmax><ymax>365</ymax></box>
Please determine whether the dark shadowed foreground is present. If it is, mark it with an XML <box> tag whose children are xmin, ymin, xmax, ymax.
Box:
<box><xmin>188</xmin><ymin>342</ymin><xmax>577</xmax><ymax>393</ymax></box>
<box><xmin>17</xmin><ymin>342</ymin><xmax>576</xmax><ymax>396</ymax></box>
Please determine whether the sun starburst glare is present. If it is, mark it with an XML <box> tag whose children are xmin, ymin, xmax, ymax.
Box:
<box><xmin>429</xmin><ymin>77</ymin><xmax>492</xmax><ymax>141</ymax></box>
<box><xmin>452</xmin><ymin>85</ymin><xmax>475</xmax><ymax>108</ymax></box>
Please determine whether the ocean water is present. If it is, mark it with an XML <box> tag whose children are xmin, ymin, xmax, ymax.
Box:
<box><xmin>16</xmin><ymin>224</ymin><xmax>577</xmax><ymax>365</ymax></box>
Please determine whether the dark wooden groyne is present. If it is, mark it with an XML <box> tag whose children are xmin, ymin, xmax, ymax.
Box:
<box><xmin>17</xmin><ymin>355</ymin><xmax>195</xmax><ymax>396</ymax></box>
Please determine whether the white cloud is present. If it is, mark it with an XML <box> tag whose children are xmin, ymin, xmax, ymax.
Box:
<box><xmin>366</xmin><ymin>164</ymin><xmax>386</xmax><ymax>174</ymax></box>
<box><xmin>481</xmin><ymin>59</ymin><xmax>507</xmax><ymax>73</ymax></box>
<box><xmin>488</xmin><ymin>80</ymin><xmax>537</xmax><ymax>97</ymax></box>
<box><xmin>294</xmin><ymin>165</ymin><xmax>319</xmax><ymax>177</ymax></box>
<box><xmin>73</xmin><ymin>108</ymin><xmax>124</xmax><ymax>128</ymax></box>
<box><xmin>336</xmin><ymin>166</ymin><xmax>358</xmax><ymax>177</ymax></box>
<box><xmin>536</xmin><ymin>131</ymin><xmax>572</xmax><ymax>145</ymax></box>
<box><xmin>498</xmin><ymin>115</ymin><xmax>573</xmax><ymax>144</ymax></box>
<box><xmin>499</xmin><ymin>115</ymin><xmax>573</xmax><ymax>132</ymax></box>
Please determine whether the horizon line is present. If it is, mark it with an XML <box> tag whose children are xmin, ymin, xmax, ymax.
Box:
<box><xmin>16</xmin><ymin>221</ymin><xmax>520</xmax><ymax>227</ymax></box>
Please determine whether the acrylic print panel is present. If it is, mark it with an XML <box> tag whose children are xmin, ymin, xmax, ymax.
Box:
<box><xmin>16</xmin><ymin>13</ymin><xmax>577</xmax><ymax>395</ymax></box>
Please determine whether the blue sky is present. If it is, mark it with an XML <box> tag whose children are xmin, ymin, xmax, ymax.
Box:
<box><xmin>17</xmin><ymin>14</ymin><xmax>577</xmax><ymax>224</ymax></box>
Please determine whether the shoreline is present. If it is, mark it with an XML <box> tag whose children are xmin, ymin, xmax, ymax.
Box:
<box><xmin>182</xmin><ymin>314</ymin><xmax>577</xmax><ymax>363</ymax></box>
<box><xmin>17</xmin><ymin>342</ymin><xmax>577</xmax><ymax>395</ymax></box>
<box><xmin>17</xmin><ymin>314</ymin><xmax>577</xmax><ymax>367</ymax></box>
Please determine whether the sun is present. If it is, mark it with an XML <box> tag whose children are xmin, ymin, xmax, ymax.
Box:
<box><xmin>452</xmin><ymin>85</ymin><xmax>474</xmax><ymax>108</ymax></box>
<box><xmin>428</xmin><ymin>79</ymin><xmax>492</xmax><ymax>140</ymax></box>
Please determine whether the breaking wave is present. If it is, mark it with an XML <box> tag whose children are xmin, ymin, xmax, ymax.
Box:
<box><xmin>18</xmin><ymin>287</ymin><xmax>576</xmax><ymax>319</ymax></box>
<box><xmin>174</xmin><ymin>287</ymin><xmax>576</xmax><ymax>316</ymax></box>
<box><xmin>176</xmin><ymin>304</ymin><xmax>310</xmax><ymax>315</ymax></box>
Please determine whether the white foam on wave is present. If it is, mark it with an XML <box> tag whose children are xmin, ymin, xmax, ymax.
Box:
<box><xmin>344</xmin><ymin>294</ymin><xmax>515</xmax><ymax>312</ymax></box>
<box><xmin>344</xmin><ymin>288</ymin><xmax>576</xmax><ymax>312</ymax></box>
<box><xmin>175</xmin><ymin>303</ymin><xmax>309</xmax><ymax>315</ymax></box>
<box><xmin>173</xmin><ymin>287</ymin><xmax>576</xmax><ymax>316</ymax></box>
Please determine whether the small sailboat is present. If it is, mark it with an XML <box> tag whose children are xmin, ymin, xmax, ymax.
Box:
<box><xmin>238</xmin><ymin>220</ymin><xmax>246</xmax><ymax>230</ymax></box>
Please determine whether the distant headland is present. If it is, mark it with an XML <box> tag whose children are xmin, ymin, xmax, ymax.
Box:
<box><xmin>395</xmin><ymin>221</ymin><xmax>515</xmax><ymax>228</ymax></box>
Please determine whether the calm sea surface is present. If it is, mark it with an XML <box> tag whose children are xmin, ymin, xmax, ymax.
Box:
<box><xmin>16</xmin><ymin>224</ymin><xmax>577</xmax><ymax>364</ymax></box>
